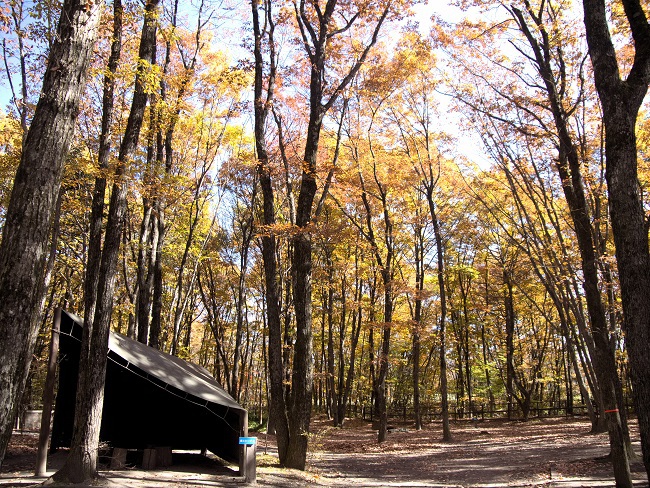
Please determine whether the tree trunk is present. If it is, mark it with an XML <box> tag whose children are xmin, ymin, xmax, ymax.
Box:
<box><xmin>335</xmin><ymin>276</ymin><xmax>347</xmax><ymax>427</ymax></box>
<box><xmin>504</xmin><ymin>272</ymin><xmax>516</xmax><ymax>420</ymax></box>
<box><xmin>83</xmin><ymin>0</ymin><xmax>122</xmax><ymax>339</ymax></box>
<box><xmin>452</xmin><ymin>311</ymin><xmax>465</xmax><ymax>419</ymax></box>
<box><xmin>0</xmin><ymin>0</ymin><xmax>102</xmax><ymax>467</ymax></box>
<box><xmin>232</xmin><ymin>213</ymin><xmax>254</xmax><ymax>401</ymax></box>
<box><xmin>352</xmin><ymin>160</ymin><xmax>395</xmax><ymax>444</ymax></box>
<box><xmin>134</xmin><ymin>93</ymin><xmax>158</xmax><ymax>344</ymax></box>
<box><xmin>284</xmin><ymin>1</ymin><xmax>390</xmax><ymax>467</ymax></box>
<box><xmin>286</xmin><ymin>229</ymin><xmax>315</xmax><ymax>469</ymax></box>
<box><xmin>413</xmin><ymin>224</ymin><xmax>424</xmax><ymax>430</ymax></box>
<box><xmin>251</xmin><ymin>0</ymin><xmax>290</xmax><ymax>463</ymax></box>
<box><xmin>35</xmin><ymin>308</ymin><xmax>61</xmax><ymax>476</ymax></box>
<box><xmin>338</xmin><ymin>262</ymin><xmax>363</xmax><ymax>427</ymax></box>
<box><xmin>51</xmin><ymin>1</ymin><xmax>158</xmax><ymax>482</ymax></box>
<box><xmin>582</xmin><ymin>1</ymin><xmax>650</xmax><ymax>480</ymax></box>
<box><xmin>135</xmin><ymin>204</ymin><xmax>154</xmax><ymax>344</ymax></box>
<box><xmin>511</xmin><ymin>7</ymin><xmax>633</xmax><ymax>481</ymax></box>
<box><xmin>377</xmin><ymin>267</ymin><xmax>393</xmax><ymax>443</ymax></box>
<box><xmin>460</xmin><ymin>275</ymin><xmax>473</xmax><ymax>417</ymax></box>
<box><xmin>481</xmin><ymin>264</ymin><xmax>495</xmax><ymax>413</ymax></box>
<box><xmin>149</xmin><ymin>209</ymin><xmax>165</xmax><ymax>350</ymax></box>
<box><xmin>428</xmin><ymin>191</ymin><xmax>451</xmax><ymax>441</ymax></box>
<box><xmin>325</xmin><ymin>256</ymin><xmax>337</xmax><ymax>426</ymax></box>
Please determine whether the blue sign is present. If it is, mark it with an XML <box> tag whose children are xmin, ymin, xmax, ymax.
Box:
<box><xmin>239</xmin><ymin>436</ymin><xmax>257</xmax><ymax>445</ymax></box>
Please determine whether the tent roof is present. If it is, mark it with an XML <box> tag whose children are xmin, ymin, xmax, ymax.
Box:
<box><xmin>65</xmin><ymin>311</ymin><xmax>243</xmax><ymax>412</ymax></box>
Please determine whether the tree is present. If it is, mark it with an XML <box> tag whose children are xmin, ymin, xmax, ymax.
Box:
<box><xmin>436</xmin><ymin>3</ymin><xmax>636</xmax><ymax>478</ymax></box>
<box><xmin>340</xmin><ymin>138</ymin><xmax>401</xmax><ymax>443</ymax></box>
<box><xmin>251</xmin><ymin>0</ymin><xmax>291</xmax><ymax>464</ymax></box>
<box><xmin>509</xmin><ymin>4</ymin><xmax>631</xmax><ymax>481</ymax></box>
<box><xmin>446</xmin><ymin>1</ymin><xmax>633</xmax><ymax>478</ymax></box>
<box><xmin>0</xmin><ymin>0</ymin><xmax>60</xmax><ymax>137</ymax></box>
<box><xmin>145</xmin><ymin>0</ymin><xmax>214</xmax><ymax>351</ymax></box>
<box><xmin>582</xmin><ymin>0</ymin><xmax>650</xmax><ymax>479</ymax></box>
<box><xmin>288</xmin><ymin>0</ymin><xmax>392</xmax><ymax>467</ymax></box>
<box><xmin>51</xmin><ymin>0</ymin><xmax>160</xmax><ymax>482</ymax></box>
<box><xmin>0</xmin><ymin>0</ymin><xmax>103</xmax><ymax>468</ymax></box>
<box><xmin>250</xmin><ymin>0</ymin><xmax>395</xmax><ymax>468</ymax></box>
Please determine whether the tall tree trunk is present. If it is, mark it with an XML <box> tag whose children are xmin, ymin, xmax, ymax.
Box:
<box><xmin>338</xmin><ymin>258</ymin><xmax>363</xmax><ymax>427</ymax></box>
<box><xmin>135</xmin><ymin>205</ymin><xmax>154</xmax><ymax>344</ymax></box>
<box><xmin>232</xmin><ymin>211</ymin><xmax>255</xmax><ymax>401</ymax></box>
<box><xmin>147</xmin><ymin>0</ymin><xmax>203</xmax><ymax>352</ymax></box>
<box><xmin>581</xmin><ymin>1</ymin><xmax>650</xmax><ymax>480</ymax></box>
<box><xmin>460</xmin><ymin>274</ymin><xmax>473</xmax><ymax>417</ymax></box>
<box><xmin>0</xmin><ymin>0</ymin><xmax>102</xmax><ymax>467</ymax></box>
<box><xmin>368</xmin><ymin>278</ymin><xmax>378</xmax><ymax>422</ymax></box>
<box><xmin>149</xmin><ymin>211</ymin><xmax>165</xmax><ymax>350</ymax></box>
<box><xmin>452</xmin><ymin>311</ymin><xmax>465</xmax><ymax>419</ymax></box>
<box><xmin>287</xmin><ymin>226</ymin><xmax>315</xmax><ymax>469</ymax></box>
<box><xmin>35</xmin><ymin>308</ymin><xmax>61</xmax><ymax>476</ymax></box>
<box><xmin>481</xmin><ymin>263</ymin><xmax>495</xmax><ymax>413</ymax></box>
<box><xmin>251</xmin><ymin>0</ymin><xmax>290</xmax><ymax>463</ymax></box>
<box><xmin>335</xmin><ymin>275</ymin><xmax>347</xmax><ymax>426</ymax></box>
<box><xmin>170</xmin><ymin>203</ymin><xmax>201</xmax><ymax>355</ymax></box>
<box><xmin>352</xmin><ymin>158</ymin><xmax>395</xmax><ymax>444</ymax></box>
<box><xmin>325</xmin><ymin>252</ymin><xmax>338</xmax><ymax>425</ymax></box>
<box><xmin>51</xmin><ymin>1</ymin><xmax>159</xmax><ymax>482</ymax></box>
<box><xmin>134</xmin><ymin>87</ymin><xmax>158</xmax><ymax>344</ymax></box>
<box><xmin>83</xmin><ymin>0</ymin><xmax>122</xmax><ymax>337</ymax></box>
<box><xmin>504</xmin><ymin>272</ymin><xmax>516</xmax><ymax>420</ymax></box>
<box><xmin>376</xmin><ymin>267</ymin><xmax>393</xmax><ymax>443</ymax></box>
<box><xmin>319</xmin><ymin>289</ymin><xmax>327</xmax><ymax>415</ymax></box>
<box><xmin>413</xmin><ymin>223</ymin><xmax>424</xmax><ymax>430</ymax></box>
<box><xmin>428</xmin><ymin>190</ymin><xmax>451</xmax><ymax>441</ymax></box>
<box><xmin>511</xmin><ymin>7</ymin><xmax>633</xmax><ymax>482</ymax></box>
<box><xmin>286</xmin><ymin>1</ymin><xmax>390</xmax><ymax>467</ymax></box>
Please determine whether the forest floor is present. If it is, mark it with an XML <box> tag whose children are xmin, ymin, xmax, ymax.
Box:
<box><xmin>1</xmin><ymin>416</ymin><xmax>648</xmax><ymax>487</ymax></box>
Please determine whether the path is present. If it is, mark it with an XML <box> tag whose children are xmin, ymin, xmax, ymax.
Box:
<box><xmin>1</xmin><ymin>417</ymin><xmax>648</xmax><ymax>487</ymax></box>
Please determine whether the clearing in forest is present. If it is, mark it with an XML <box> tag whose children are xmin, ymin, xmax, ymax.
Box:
<box><xmin>1</xmin><ymin>417</ymin><xmax>647</xmax><ymax>487</ymax></box>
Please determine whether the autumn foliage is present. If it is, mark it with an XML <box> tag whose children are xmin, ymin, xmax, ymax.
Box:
<box><xmin>0</xmin><ymin>0</ymin><xmax>649</xmax><ymax>478</ymax></box>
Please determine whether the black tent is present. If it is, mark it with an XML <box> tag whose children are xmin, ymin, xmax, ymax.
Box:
<box><xmin>51</xmin><ymin>310</ymin><xmax>247</xmax><ymax>464</ymax></box>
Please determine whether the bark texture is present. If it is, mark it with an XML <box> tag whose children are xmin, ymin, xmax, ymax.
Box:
<box><xmin>428</xmin><ymin>190</ymin><xmax>451</xmax><ymax>441</ymax></box>
<box><xmin>251</xmin><ymin>0</ymin><xmax>291</xmax><ymax>463</ymax></box>
<box><xmin>582</xmin><ymin>0</ymin><xmax>650</xmax><ymax>480</ymax></box>
<box><xmin>51</xmin><ymin>1</ymin><xmax>159</xmax><ymax>482</ymax></box>
<box><xmin>0</xmin><ymin>0</ymin><xmax>102</xmax><ymax>468</ymax></box>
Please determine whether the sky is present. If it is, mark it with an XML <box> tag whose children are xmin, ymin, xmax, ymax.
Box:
<box><xmin>0</xmin><ymin>1</ymin><xmax>468</xmax><ymax>116</ymax></box>
<box><xmin>0</xmin><ymin>0</ymin><xmax>490</xmax><ymax>166</ymax></box>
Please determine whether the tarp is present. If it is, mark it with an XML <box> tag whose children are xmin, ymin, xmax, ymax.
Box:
<box><xmin>51</xmin><ymin>310</ymin><xmax>246</xmax><ymax>463</ymax></box>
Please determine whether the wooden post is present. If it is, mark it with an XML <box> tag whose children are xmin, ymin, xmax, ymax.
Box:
<box><xmin>142</xmin><ymin>448</ymin><xmax>157</xmax><ymax>469</ymax></box>
<box><xmin>110</xmin><ymin>448</ymin><xmax>127</xmax><ymax>469</ymax></box>
<box><xmin>244</xmin><ymin>441</ymin><xmax>257</xmax><ymax>484</ymax></box>
<box><xmin>155</xmin><ymin>447</ymin><xmax>172</xmax><ymax>467</ymax></box>
<box><xmin>239</xmin><ymin>409</ymin><xmax>248</xmax><ymax>477</ymax></box>
<box><xmin>35</xmin><ymin>308</ymin><xmax>61</xmax><ymax>476</ymax></box>
<box><xmin>238</xmin><ymin>410</ymin><xmax>257</xmax><ymax>484</ymax></box>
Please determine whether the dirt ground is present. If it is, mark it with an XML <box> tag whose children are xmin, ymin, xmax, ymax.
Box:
<box><xmin>1</xmin><ymin>417</ymin><xmax>648</xmax><ymax>487</ymax></box>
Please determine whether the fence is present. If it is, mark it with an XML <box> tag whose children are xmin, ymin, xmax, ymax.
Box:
<box><xmin>359</xmin><ymin>402</ymin><xmax>595</xmax><ymax>423</ymax></box>
<box><xmin>256</xmin><ymin>401</ymin><xmax>635</xmax><ymax>426</ymax></box>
